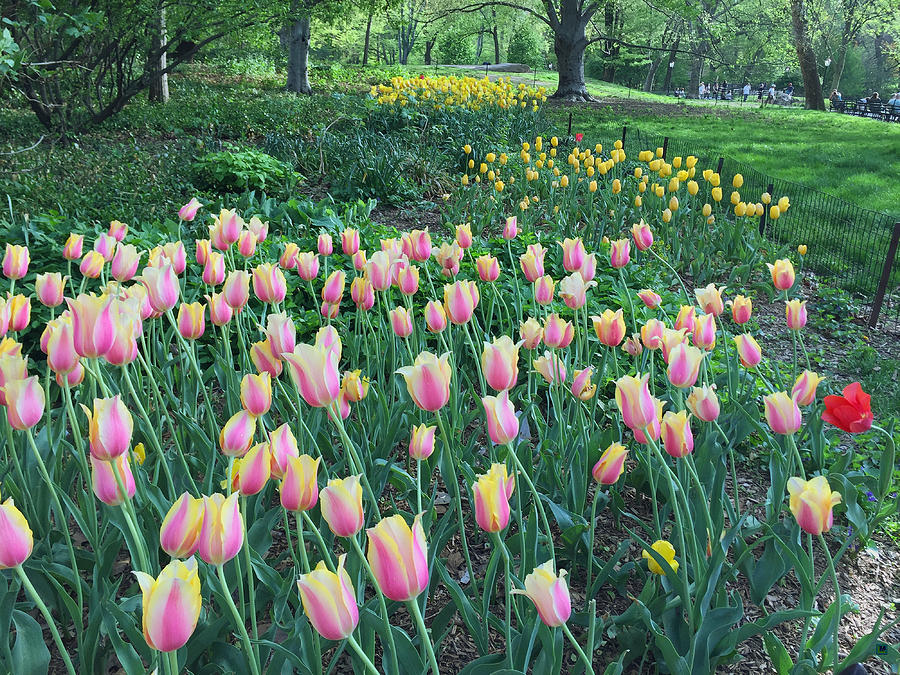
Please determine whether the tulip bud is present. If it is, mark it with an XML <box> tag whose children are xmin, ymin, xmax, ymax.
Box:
<box><xmin>317</xmin><ymin>233</ymin><xmax>333</xmax><ymax>256</ymax></box>
<box><xmin>250</xmin><ymin>338</ymin><xmax>283</xmax><ymax>378</ymax></box>
<box><xmin>63</xmin><ymin>234</ymin><xmax>84</xmax><ymax>261</ymax></box>
<box><xmin>0</xmin><ymin>495</ymin><xmax>33</xmax><ymax>568</ymax></box>
<box><xmin>177</xmin><ymin>302</ymin><xmax>205</xmax><ymax>340</ymax></box>
<box><xmin>235</xmin><ymin>442</ymin><xmax>271</xmax><ymax>496</ymax></box>
<box><xmin>542</xmin><ymin>313</ymin><xmax>574</xmax><ymax>349</ymax></box>
<box><xmin>482</xmin><ymin>390</ymin><xmax>519</xmax><ymax>445</ymax></box>
<box><xmin>240</xmin><ymin>372</ymin><xmax>272</xmax><ymax>416</ymax></box>
<box><xmin>519</xmin><ymin>318</ymin><xmax>543</xmax><ymax>350</ymax></box>
<box><xmin>674</xmin><ymin>305</ymin><xmax>696</xmax><ymax>333</ymax></box>
<box><xmin>763</xmin><ymin>391</ymin><xmax>802</xmax><ymax>435</ymax></box>
<box><xmin>766</xmin><ymin>259</ymin><xmax>795</xmax><ymax>291</ymax></box>
<box><xmin>350</xmin><ymin>276</ymin><xmax>375</xmax><ymax>311</ymax></box>
<box><xmin>178</xmin><ymin>198</ymin><xmax>203</xmax><ymax>222</ymax></box>
<box><xmin>731</xmin><ymin>295</ymin><xmax>753</xmax><ymax>324</ymax></box>
<box><xmin>219</xmin><ymin>410</ymin><xmax>257</xmax><ymax>457</ymax></box>
<box><xmin>366</xmin><ymin>513</ymin><xmax>429</xmax><ymax>602</ymax></box>
<box><xmin>733</xmin><ymin>334</ymin><xmax>762</xmax><ymax>368</ymax></box>
<box><xmin>444</xmin><ymin>280</ymin><xmax>478</xmax><ymax>325</ymax></box>
<box><xmin>223</xmin><ymin>270</ymin><xmax>251</xmax><ymax>311</ymax></box>
<box><xmin>3</xmin><ymin>244</ymin><xmax>29</xmax><ymax>280</ymax></box>
<box><xmin>198</xmin><ymin>493</ymin><xmax>243</xmax><ymax>565</ymax></box>
<box><xmin>787</xmin><ymin>476</ymin><xmax>841</xmax><ymax>535</ymax></box>
<box><xmin>280</xmin><ymin>454</ymin><xmax>320</xmax><ymax>512</ymax></box>
<box><xmin>340</xmin><ymin>228</ymin><xmax>360</xmax><ymax>255</ymax></box>
<box><xmin>637</xmin><ymin>289</ymin><xmax>661</xmax><ymax>309</ymax></box>
<box><xmin>7</xmin><ymin>295</ymin><xmax>30</xmax><ymax>332</ymax></box>
<box><xmin>692</xmin><ymin>313</ymin><xmax>717</xmax><ymax>351</ymax></box>
<box><xmin>687</xmin><ymin>384</ymin><xmax>720</xmax><ymax>422</ymax></box>
<box><xmin>630</xmin><ymin>221</ymin><xmax>653</xmax><ymax>251</ymax></box>
<box><xmin>341</xmin><ymin>369</ymin><xmax>369</xmax><ymax>403</ymax></box>
<box><xmin>533</xmin><ymin>351</ymin><xmax>566</xmax><ymax>384</ymax></box>
<box><xmin>409</xmin><ymin>424</ymin><xmax>436</xmax><ymax>461</ymax></box>
<box><xmin>785</xmin><ymin>299</ymin><xmax>808</xmax><ymax>331</ymax></box>
<box><xmin>476</xmin><ymin>255</ymin><xmax>500</xmax><ymax>282</ymax></box>
<box><xmin>559</xmin><ymin>237</ymin><xmax>587</xmax><ymax>271</ymax></box>
<box><xmin>237</xmin><ymin>230</ymin><xmax>257</xmax><ymax>258</ymax></box>
<box><xmin>134</xmin><ymin>558</ymin><xmax>202</xmax><ymax>653</ymax></box>
<box><xmin>320</xmin><ymin>475</ymin><xmax>364</xmax><ymax>537</ymax></box>
<box><xmin>284</xmin><ymin>342</ymin><xmax>342</xmax><ymax>409</ymax></box>
<box><xmin>160</xmin><ymin>492</ymin><xmax>204</xmax><ymax>558</ymax></box>
<box><xmin>321</xmin><ymin>270</ymin><xmax>346</xmax><ymax>305</ymax></box>
<box><xmin>80</xmin><ymin>251</ymin><xmax>105</xmax><ymax>279</ymax></box>
<box><xmin>593</xmin><ymin>442</ymin><xmax>628</xmax><ymax>485</ymax></box>
<box><xmin>207</xmin><ymin>292</ymin><xmax>233</xmax><ymax>326</ymax></box>
<box><xmin>472</xmin><ymin>463</ymin><xmax>515</xmax><ymax>532</ymax></box>
<box><xmin>615</xmin><ymin>373</ymin><xmax>655</xmax><ymax>430</ymax></box>
<box><xmin>142</xmin><ymin>263</ymin><xmax>179</xmax><ymax>312</ymax></box>
<box><xmin>792</xmin><ymin>370</ymin><xmax>824</xmax><ymax>407</ymax></box>
<box><xmin>643</xmin><ymin>540</ymin><xmax>679</xmax><ymax>575</ymax></box>
<box><xmin>424</xmin><ymin>300</ymin><xmax>447</xmax><ymax>333</ymax></box>
<box><xmin>297</xmin><ymin>555</ymin><xmax>359</xmax><ymax>640</ymax></box>
<box><xmin>519</xmin><ymin>244</ymin><xmax>546</xmax><ymax>282</ymax></box>
<box><xmin>35</xmin><ymin>273</ymin><xmax>67</xmax><ymax>307</ymax></box>
<box><xmin>455</xmin><ymin>223</ymin><xmax>473</xmax><ymax>249</ymax></box>
<box><xmin>592</xmin><ymin>309</ymin><xmax>626</xmax><ymax>347</ymax></box>
<box><xmin>81</xmin><ymin>395</ymin><xmax>132</xmax><ymax>460</ymax></box>
<box><xmin>512</xmin><ymin>561</ymin><xmax>571</xmax><ymax>627</ymax></box>
<box><xmin>390</xmin><ymin>306</ymin><xmax>413</xmax><ymax>338</ymax></box>
<box><xmin>252</xmin><ymin>263</ymin><xmax>287</xmax><ymax>304</ymax></box>
<box><xmin>660</xmin><ymin>410</ymin><xmax>694</xmax><ymax>458</ymax></box>
<box><xmin>396</xmin><ymin>352</ymin><xmax>451</xmax><ymax>411</ymax></box>
<box><xmin>503</xmin><ymin>216</ymin><xmax>518</xmax><ymax>239</ymax></box>
<box><xmin>481</xmin><ymin>336</ymin><xmax>522</xmax><ymax>392</ymax></box>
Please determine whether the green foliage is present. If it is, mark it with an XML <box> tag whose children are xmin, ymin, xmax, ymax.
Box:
<box><xmin>192</xmin><ymin>148</ymin><xmax>299</xmax><ymax>194</ymax></box>
<box><xmin>506</xmin><ymin>24</ymin><xmax>545</xmax><ymax>69</ymax></box>
<box><xmin>437</xmin><ymin>29</ymin><xmax>475</xmax><ymax>65</ymax></box>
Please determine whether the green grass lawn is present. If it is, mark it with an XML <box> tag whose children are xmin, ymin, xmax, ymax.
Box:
<box><xmin>406</xmin><ymin>65</ymin><xmax>900</xmax><ymax>216</ymax></box>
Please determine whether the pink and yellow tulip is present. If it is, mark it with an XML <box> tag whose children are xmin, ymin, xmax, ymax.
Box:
<box><xmin>787</xmin><ymin>476</ymin><xmax>841</xmax><ymax>535</ymax></box>
<box><xmin>160</xmin><ymin>492</ymin><xmax>204</xmax><ymax>558</ymax></box>
<box><xmin>366</xmin><ymin>513</ymin><xmax>429</xmax><ymax>602</ymax></box>
<box><xmin>297</xmin><ymin>554</ymin><xmax>359</xmax><ymax>640</ymax></box>
<box><xmin>320</xmin><ymin>475</ymin><xmax>365</xmax><ymax>537</ymax></box>
<box><xmin>198</xmin><ymin>493</ymin><xmax>244</xmax><ymax>565</ymax></box>
<box><xmin>472</xmin><ymin>463</ymin><xmax>515</xmax><ymax>532</ymax></box>
<box><xmin>396</xmin><ymin>351</ymin><xmax>452</xmax><ymax>411</ymax></box>
<box><xmin>134</xmin><ymin>558</ymin><xmax>202</xmax><ymax>652</ymax></box>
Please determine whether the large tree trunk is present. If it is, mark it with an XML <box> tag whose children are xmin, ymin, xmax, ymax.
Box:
<box><xmin>148</xmin><ymin>5</ymin><xmax>169</xmax><ymax>103</ymax></box>
<box><xmin>424</xmin><ymin>36</ymin><xmax>436</xmax><ymax>65</ymax></box>
<box><xmin>643</xmin><ymin>54</ymin><xmax>663</xmax><ymax>92</ymax></box>
<box><xmin>661</xmin><ymin>39</ymin><xmax>679</xmax><ymax>92</ymax></box>
<box><xmin>789</xmin><ymin>0</ymin><xmax>824</xmax><ymax>109</ymax></box>
<box><xmin>362</xmin><ymin>11</ymin><xmax>373</xmax><ymax>66</ymax></box>
<box><xmin>551</xmin><ymin>16</ymin><xmax>591</xmax><ymax>100</ymax></box>
<box><xmin>688</xmin><ymin>56</ymin><xmax>702</xmax><ymax>98</ymax></box>
<box><xmin>285</xmin><ymin>17</ymin><xmax>312</xmax><ymax>94</ymax></box>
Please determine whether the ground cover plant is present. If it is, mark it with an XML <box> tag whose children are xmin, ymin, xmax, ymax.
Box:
<box><xmin>0</xmin><ymin>72</ymin><xmax>899</xmax><ymax>674</ymax></box>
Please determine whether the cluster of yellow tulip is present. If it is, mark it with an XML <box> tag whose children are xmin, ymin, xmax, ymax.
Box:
<box><xmin>370</xmin><ymin>75</ymin><xmax>547</xmax><ymax>112</ymax></box>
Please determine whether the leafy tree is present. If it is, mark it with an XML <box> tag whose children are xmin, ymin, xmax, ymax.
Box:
<box><xmin>507</xmin><ymin>21</ymin><xmax>544</xmax><ymax>67</ymax></box>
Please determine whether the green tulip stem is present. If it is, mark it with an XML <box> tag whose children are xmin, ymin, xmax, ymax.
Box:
<box><xmin>108</xmin><ymin>458</ymin><xmax>151</xmax><ymax>573</ymax></box>
<box><xmin>408</xmin><ymin>597</ymin><xmax>441</xmax><ymax>675</ymax></box>
<box><xmin>586</xmin><ymin>487</ymin><xmax>601</xmax><ymax>594</ymax></box>
<box><xmin>23</xmin><ymin>428</ymin><xmax>84</xmax><ymax>638</ymax></box>
<box><xmin>346</xmin><ymin>633</ymin><xmax>381</xmax><ymax>675</ymax></box>
<box><xmin>166</xmin><ymin>650</ymin><xmax>180</xmax><ymax>675</ymax></box>
<box><xmin>560</xmin><ymin>622</ymin><xmax>594</xmax><ymax>673</ymax></box>
<box><xmin>434</xmin><ymin>410</ymin><xmax>477</xmax><ymax>599</ymax></box>
<box><xmin>301</xmin><ymin>511</ymin><xmax>335</xmax><ymax>570</ymax></box>
<box><xmin>818</xmin><ymin>533</ymin><xmax>842</xmax><ymax>674</ymax></box>
<box><xmin>505</xmin><ymin>442</ymin><xmax>555</xmax><ymax>563</ymax></box>
<box><xmin>347</xmin><ymin>535</ymin><xmax>400</xmax><ymax>675</ymax></box>
<box><xmin>216</xmin><ymin>564</ymin><xmax>261</xmax><ymax>675</ymax></box>
<box><xmin>119</xmin><ymin>364</ymin><xmax>177</xmax><ymax>497</ymax></box>
<box><xmin>240</xmin><ymin>497</ymin><xmax>260</xmax><ymax>658</ymax></box>
<box><xmin>328</xmin><ymin>406</ymin><xmax>382</xmax><ymax>521</ymax></box>
<box><xmin>15</xmin><ymin>565</ymin><xmax>77</xmax><ymax>675</ymax></box>
<box><xmin>491</xmin><ymin>532</ymin><xmax>514</xmax><ymax>670</ymax></box>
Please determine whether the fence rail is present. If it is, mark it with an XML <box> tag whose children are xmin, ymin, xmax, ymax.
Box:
<box><xmin>615</xmin><ymin>124</ymin><xmax>900</xmax><ymax>331</ymax></box>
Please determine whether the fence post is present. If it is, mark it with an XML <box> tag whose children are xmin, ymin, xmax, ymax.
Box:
<box><xmin>621</xmin><ymin>126</ymin><xmax>627</xmax><ymax>147</ymax></box>
<box><xmin>868</xmin><ymin>221</ymin><xmax>900</xmax><ymax>329</ymax></box>
<box><xmin>759</xmin><ymin>182</ymin><xmax>774</xmax><ymax>237</ymax></box>
<box><xmin>716</xmin><ymin>157</ymin><xmax>724</xmax><ymax>175</ymax></box>
<box><xmin>662</xmin><ymin>137</ymin><xmax>669</xmax><ymax>159</ymax></box>
<box><xmin>567</xmin><ymin>111</ymin><xmax>572</xmax><ymax>138</ymax></box>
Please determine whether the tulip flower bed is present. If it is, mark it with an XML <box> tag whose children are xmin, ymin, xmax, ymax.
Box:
<box><xmin>0</xmin><ymin>130</ymin><xmax>899</xmax><ymax>675</ymax></box>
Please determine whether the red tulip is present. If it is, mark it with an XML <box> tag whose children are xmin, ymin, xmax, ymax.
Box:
<box><xmin>822</xmin><ymin>382</ymin><xmax>873</xmax><ymax>434</ymax></box>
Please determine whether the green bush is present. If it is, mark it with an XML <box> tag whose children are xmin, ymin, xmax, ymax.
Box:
<box><xmin>192</xmin><ymin>148</ymin><xmax>299</xmax><ymax>194</ymax></box>
<box><xmin>437</xmin><ymin>30</ymin><xmax>475</xmax><ymax>65</ymax></box>
<box><xmin>507</xmin><ymin>24</ymin><xmax>545</xmax><ymax>69</ymax></box>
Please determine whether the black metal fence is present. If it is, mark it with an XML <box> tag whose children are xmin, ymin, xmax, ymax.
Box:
<box><xmin>617</xmin><ymin>124</ymin><xmax>900</xmax><ymax>331</ymax></box>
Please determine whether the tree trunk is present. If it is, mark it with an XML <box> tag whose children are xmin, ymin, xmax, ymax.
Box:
<box><xmin>830</xmin><ymin>43</ymin><xmax>848</xmax><ymax>92</ymax></box>
<box><xmin>362</xmin><ymin>11</ymin><xmax>373</xmax><ymax>66</ymax></box>
<box><xmin>643</xmin><ymin>55</ymin><xmax>663</xmax><ymax>92</ymax></box>
<box><xmin>285</xmin><ymin>17</ymin><xmax>312</xmax><ymax>94</ymax></box>
<box><xmin>491</xmin><ymin>10</ymin><xmax>500</xmax><ymax>63</ymax></box>
<box><xmin>475</xmin><ymin>31</ymin><xmax>484</xmax><ymax>62</ymax></box>
<box><xmin>148</xmin><ymin>5</ymin><xmax>169</xmax><ymax>103</ymax></box>
<box><xmin>689</xmin><ymin>57</ymin><xmax>702</xmax><ymax>98</ymax></box>
<box><xmin>424</xmin><ymin>37</ymin><xmax>436</xmax><ymax>65</ymax></box>
<box><xmin>551</xmin><ymin>21</ymin><xmax>591</xmax><ymax>100</ymax></box>
<box><xmin>789</xmin><ymin>0</ymin><xmax>824</xmax><ymax>110</ymax></box>
<box><xmin>661</xmin><ymin>39</ymin><xmax>679</xmax><ymax>92</ymax></box>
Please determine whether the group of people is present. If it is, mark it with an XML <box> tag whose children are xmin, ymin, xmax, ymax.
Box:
<box><xmin>829</xmin><ymin>89</ymin><xmax>900</xmax><ymax>119</ymax></box>
<box><xmin>696</xmin><ymin>81</ymin><xmax>733</xmax><ymax>100</ymax></box>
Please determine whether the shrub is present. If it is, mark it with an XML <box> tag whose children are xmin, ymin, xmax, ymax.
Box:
<box><xmin>437</xmin><ymin>29</ymin><xmax>475</xmax><ymax>65</ymax></box>
<box><xmin>506</xmin><ymin>24</ymin><xmax>545</xmax><ymax>69</ymax></box>
<box><xmin>192</xmin><ymin>148</ymin><xmax>300</xmax><ymax>194</ymax></box>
